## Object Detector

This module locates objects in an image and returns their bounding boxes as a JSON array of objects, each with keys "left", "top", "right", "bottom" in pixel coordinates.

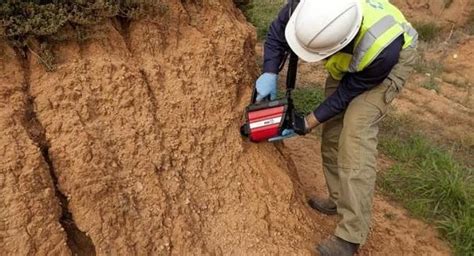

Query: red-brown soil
[
  {"left": 391, "top": 0, "right": 472, "bottom": 27},
  {"left": 0, "top": 43, "right": 70, "bottom": 255},
  {"left": 392, "top": 38, "right": 474, "bottom": 162},
  {"left": 1, "top": 1, "right": 319, "bottom": 255},
  {"left": 1, "top": 0, "right": 471, "bottom": 255}
]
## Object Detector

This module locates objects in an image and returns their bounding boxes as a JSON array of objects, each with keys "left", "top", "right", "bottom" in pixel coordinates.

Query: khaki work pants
[{"left": 321, "top": 47, "right": 417, "bottom": 244}]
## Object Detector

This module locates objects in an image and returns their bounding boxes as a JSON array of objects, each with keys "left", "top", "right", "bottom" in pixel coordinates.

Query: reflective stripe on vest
[
  {"left": 324, "top": 0, "right": 418, "bottom": 80},
  {"left": 401, "top": 22, "right": 418, "bottom": 47},
  {"left": 349, "top": 15, "right": 401, "bottom": 72}
]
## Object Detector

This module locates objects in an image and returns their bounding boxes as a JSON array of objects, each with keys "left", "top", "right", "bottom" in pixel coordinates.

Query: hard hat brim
[{"left": 285, "top": 3, "right": 328, "bottom": 63}]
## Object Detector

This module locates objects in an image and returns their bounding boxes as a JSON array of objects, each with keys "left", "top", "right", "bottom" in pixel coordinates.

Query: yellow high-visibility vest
[{"left": 325, "top": 0, "right": 418, "bottom": 80}]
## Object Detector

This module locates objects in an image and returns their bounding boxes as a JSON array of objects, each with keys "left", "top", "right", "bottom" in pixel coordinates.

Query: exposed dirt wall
[
  {"left": 0, "top": 42, "right": 70, "bottom": 255},
  {"left": 391, "top": 0, "right": 473, "bottom": 26},
  {"left": 1, "top": 1, "right": 321, "bottom": 255}
]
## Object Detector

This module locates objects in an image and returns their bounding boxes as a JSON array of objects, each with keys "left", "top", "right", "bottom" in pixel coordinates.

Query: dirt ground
[
  {"left": 0, "top": 0, "right": 472, "bottom": 255},
  {"left": 391, "top": 0, "right": 472, "bottom": 27},
  {"left": 377, "top": 0, "right": 474, "bottom": 151},
  {"left": 283, "top": 137, "right": 451, "bottom": 255},
  {"left": 393, "top": 38, "right": 474, "bottom": 157}
]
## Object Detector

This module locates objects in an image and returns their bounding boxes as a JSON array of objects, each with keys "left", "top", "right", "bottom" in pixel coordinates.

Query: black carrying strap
[
  {"left": 286, "top": 52, "right": 298, "bottom": 93},
  {"left": 289, "top": 0, "right": 299, "bottom": 16},
  {"left": 285, "top": 0, "right": 299, "bottom": 93},
  {"left": 285, "top": 0, "right": 301, "bottom": 130}
]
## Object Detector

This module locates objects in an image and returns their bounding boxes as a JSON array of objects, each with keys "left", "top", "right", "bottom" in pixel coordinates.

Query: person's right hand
[
  {"left": 255, "top": 73, "right": 278, "bottom": 102},
  {"left": 292, "top": 112, "right": 320, "bottom": 135}
]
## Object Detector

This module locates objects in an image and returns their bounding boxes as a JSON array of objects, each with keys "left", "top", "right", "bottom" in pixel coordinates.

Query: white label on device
[{"left": 250, "top": 117, "right": 282, "bottom": 129}]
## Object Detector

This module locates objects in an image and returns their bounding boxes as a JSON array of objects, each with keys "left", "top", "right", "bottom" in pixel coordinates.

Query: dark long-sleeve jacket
[{"left": 263, "top": 4, "right": 403, "bottom": 123}]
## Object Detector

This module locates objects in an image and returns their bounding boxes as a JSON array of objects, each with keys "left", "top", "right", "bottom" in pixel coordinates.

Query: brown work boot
[
  {"left": 317, "top": 236, "right": 359, "bottom": 256},
  {"left": 308, "top": 197, "right": 337, "bottom": 215}
]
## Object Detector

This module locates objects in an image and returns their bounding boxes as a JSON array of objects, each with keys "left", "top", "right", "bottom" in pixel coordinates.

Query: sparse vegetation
[
  {"left": 291, "top": 87, "right": 324, "bottom": 115},
  {"left": 413, "top": 22, "right": 441, "bottom": 42},
  {"left": 242, "top": 0, "right": 285, "bottom": 39},
  {"left": 422, "top": 76, "right": 440, "bottom": 92},
  {"left": 379, "top": 115, "right": 474, "bottom": 255},
  {"left": 413, "top": 57, "right": 443, "bottom": 74},
  {"left": 413, "top": 56, "right": 444, "bottom": 92},
  {"left": 466, "top": 9, "right": 474, "bottom": 35},
  {"left": 380, "top": 113, "right": 473, "bottom": 171}
]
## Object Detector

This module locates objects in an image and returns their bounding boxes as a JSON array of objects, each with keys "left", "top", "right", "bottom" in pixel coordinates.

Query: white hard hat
[{"left": 285, "top": 0, "right": 363, "bottom": 62}]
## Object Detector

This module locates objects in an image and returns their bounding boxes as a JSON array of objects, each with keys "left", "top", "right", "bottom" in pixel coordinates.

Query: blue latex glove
[
  {"left": 268, "top": 129, "right": 297, "bottom": 142},
  {"left": 281, "top": 129, "right": 296, "bottom": 136},
  {"left": 256, "top": 73, "right": 278, "bottom": 102}
]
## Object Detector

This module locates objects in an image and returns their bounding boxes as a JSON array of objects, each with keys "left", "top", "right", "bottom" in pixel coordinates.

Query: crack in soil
[
  {"left": 115, "top": 16, "right": 132, "bottom": 53},
  {"left": 139, "top": 69, "right": 161, "bottom": 125},
  {"left": 15, "top": 47, "right": 96, "bottom": 256}
]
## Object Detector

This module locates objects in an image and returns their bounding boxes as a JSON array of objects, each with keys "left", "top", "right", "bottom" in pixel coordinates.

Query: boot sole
[{"left": 308, "top": 199, "right": 337, "bottom": 215}]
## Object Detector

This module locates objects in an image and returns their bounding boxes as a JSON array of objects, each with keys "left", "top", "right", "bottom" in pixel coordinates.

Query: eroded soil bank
[
  {"left": 1, "top": 1, "right": 319, "bottom": 255},
  {"left": 0, "top": 0, "right": 458, "bottom": 255}
]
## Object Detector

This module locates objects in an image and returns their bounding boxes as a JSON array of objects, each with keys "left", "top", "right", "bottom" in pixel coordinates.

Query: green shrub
[
  {"left": 1, "top": 1, "right": 166, "bottom": 38},
  {"left": 0, "top": 0, "right": 167, "bottom": 69}
]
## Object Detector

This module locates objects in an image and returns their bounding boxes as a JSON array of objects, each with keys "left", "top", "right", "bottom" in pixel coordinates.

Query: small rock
[{"left": 135, "top": 182, "right": 144, "bottom": 192}]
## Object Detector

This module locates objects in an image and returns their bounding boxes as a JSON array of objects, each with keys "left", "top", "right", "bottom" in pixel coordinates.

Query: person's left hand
[{"left": 255, "top": 73, "right": 278, "bottom": 102}]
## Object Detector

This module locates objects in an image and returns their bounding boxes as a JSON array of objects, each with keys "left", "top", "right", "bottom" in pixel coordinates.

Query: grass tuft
[
  {"left": 277, "top": 86, "right": 324, "bottom": 115},
  {"left": 422, "top": 77, "right": 440, "bottom": 92},
  {"left": 413, "top": 22, "right": 441, "bottom": 42},
  {"left": 379, "top": 124, "right": 474, "bottom": 255},
  {"left": 413, "top": 57, "right": 444, "bottom": 92},
  {"left": 291, "top": 87, "right": 324, "bottom": 115},
  {"left": 242, "top": 0, "right": 285, "bottom": 40}
]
